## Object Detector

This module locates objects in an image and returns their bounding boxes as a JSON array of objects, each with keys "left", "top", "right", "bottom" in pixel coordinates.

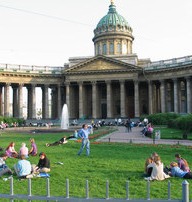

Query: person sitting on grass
[
  {"left": 169, "top": 162, "right": 192, "bottom": 179},
  {"left": 14, "top": 154, "right": 33, "bottom": 179},
  {"left": 28, "top": 138, "right": 37, "bottom": 156},
  {"left": 66, "top": 130, "right": 78, "bottom": 140},
  {"left": 0, "top": 154, "right": 13, "bottom": 176},
  {"left": 46, "top": 136, "right": 68, "bottom": 147},
  {"left": 175, "top": 153, "right": 190, "bottom": 172},
  {"left": 144, "top": 152, "right": 159, "bottom": 177},
  {"left": 33, "top": 152, "right": 50, "bottom": 174},
  {"left": 5, "top": 142, "right": 18, "bottom": 158},
  {"left": 19, "top": 142, "right": 29, "bottom": 158},
  {"left": 144, "top": 156, "right": 170, "bottom": 181}
]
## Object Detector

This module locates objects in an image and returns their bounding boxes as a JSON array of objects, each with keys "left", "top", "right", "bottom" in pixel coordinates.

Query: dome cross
[{"left": 110, "top": 0, "right": 115, "bottom": 5}]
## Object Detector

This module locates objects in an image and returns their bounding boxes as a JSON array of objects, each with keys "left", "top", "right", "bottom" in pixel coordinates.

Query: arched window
[
  {"left": 103, "top": 44, "right": 107, "bottom": 55},
  {"left": 109, "top": 42, "right": 114, "bottom": 54},
  {"left": 117, "top": 43, "right": 121, "bottom": 54}
]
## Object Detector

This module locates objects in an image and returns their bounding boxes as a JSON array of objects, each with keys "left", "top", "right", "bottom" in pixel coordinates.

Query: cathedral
[
  {"left": 0, "top": 0, "right": 191, "bottom": 120},
  {"left": 63, "top": 0, "right": 192, "bottom": 119}
]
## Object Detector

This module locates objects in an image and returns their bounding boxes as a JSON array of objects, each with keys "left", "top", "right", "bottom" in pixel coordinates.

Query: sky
[{"left": 0, "top": 0, "right": 192, "bottom": 67}]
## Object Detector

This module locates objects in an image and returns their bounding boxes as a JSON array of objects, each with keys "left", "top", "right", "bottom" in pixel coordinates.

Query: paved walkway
[{"left": 97, "top": 126, "right": 192, "bottom": 146}]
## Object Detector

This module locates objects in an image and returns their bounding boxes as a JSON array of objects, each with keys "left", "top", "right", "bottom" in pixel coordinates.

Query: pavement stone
[{"left": 97, "top": 126, "right": 192, "bottom": 146}]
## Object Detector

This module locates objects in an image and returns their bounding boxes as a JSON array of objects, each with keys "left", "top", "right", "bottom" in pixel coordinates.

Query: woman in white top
[{"left": 144, "top": 156, "right": 170, "bottom": 181}]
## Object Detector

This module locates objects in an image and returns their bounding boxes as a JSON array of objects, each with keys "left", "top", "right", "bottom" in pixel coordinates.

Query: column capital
[
  {"left": 119, "top": 80, "right": 125, "bottom": 84},
  {"left": 91, "top": 81, "right": 97, "bottom": 85},
  {"left": 105, "top": 80, "right": 111, "bottom": 84}
]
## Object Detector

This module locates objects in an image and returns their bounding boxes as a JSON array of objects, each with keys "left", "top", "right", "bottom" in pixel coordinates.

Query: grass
[
  {"left": 0, "top": 126, "right": 192, "bottom": 201},
  {"left": 154, "top": 126, "right": 192, "bottom": 140}
]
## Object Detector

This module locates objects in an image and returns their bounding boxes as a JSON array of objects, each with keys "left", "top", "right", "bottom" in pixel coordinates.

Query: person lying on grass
[
  {"left": 46, "top": 136, "right": 68, "bottom": 147},
  {"left": 168, "top": 162, "right": 192, "bottom": 179},
  {"left": 144, "top": 155, "right": 170, "bottom": 181}
]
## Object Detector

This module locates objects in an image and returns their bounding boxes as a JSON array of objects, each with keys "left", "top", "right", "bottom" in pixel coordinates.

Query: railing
[
  {"left": 0, "top": 177, "right": 189, "bottom": 202},
  {"left": 0, "top": 63, "right": 63, "bottom": 74},
  {"left": 145, "top": 55, "right": 192, "bottom": 70}
]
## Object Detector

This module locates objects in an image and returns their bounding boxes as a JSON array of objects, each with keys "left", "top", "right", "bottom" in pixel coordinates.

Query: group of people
[
  {"left": 0, "top": 138, "right": 51, "bottom": 180},
  {"left": 144, "top": 152, "right": 192, "bottom": 181}
]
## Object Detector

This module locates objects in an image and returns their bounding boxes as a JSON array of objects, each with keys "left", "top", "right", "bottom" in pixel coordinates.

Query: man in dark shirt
[{"left": 46, "top": 136, "right": 68, "bottom": 147}]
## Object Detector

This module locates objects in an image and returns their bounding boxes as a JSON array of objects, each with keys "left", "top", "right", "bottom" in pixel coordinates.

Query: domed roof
[{"left": 94, "top": 1, "right": 132, "bottom": 34}]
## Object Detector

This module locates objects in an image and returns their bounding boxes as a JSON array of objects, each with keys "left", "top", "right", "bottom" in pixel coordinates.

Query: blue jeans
[{"left": 78, "top": 138, "right": 90, "bottom": 156}]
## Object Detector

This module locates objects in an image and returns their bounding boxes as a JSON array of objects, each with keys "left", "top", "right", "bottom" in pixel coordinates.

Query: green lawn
[
  {"left": 0, "top": 127, "right": 192, "bottom": 201},
  {"left": 154, "top": 126, "right": 192, "bottom": 140}
]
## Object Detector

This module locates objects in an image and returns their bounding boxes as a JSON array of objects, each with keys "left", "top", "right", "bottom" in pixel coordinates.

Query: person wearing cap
[
  {"left": 34, "top": 152, "right": 50, "bottom": 173},
  {"left": 77, "top": 124, "right": 93, "bottom": 156}
]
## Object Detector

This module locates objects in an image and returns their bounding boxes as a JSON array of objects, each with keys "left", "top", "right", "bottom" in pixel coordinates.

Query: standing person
[
  {"left": 125, "top": 118, "right": 132, "bottom": 132},
  {"left": 175, "top": 154, "right": 190, "bottom": 172},
  {"left": 14, "top": 155, "right": 32, "bottom": 179},
  {"left": 0, "top": 154, "right": 13, "bottom": 176},
  {"left": 144, "top": 156, "right": 170, "bottom": 181},
  {"left": 33, "top": 152, "right": 50, "bottom": 173},
  {"left": 5, "top": 142, "right": 18, "bottom": 158},
  {"left": 77, "top": 124, "right": 93, "bottom": 156},
  {"left": 19, "top": 143, "right": 29, "bottom": 158},
  {"left": 28, "top": 138, "right": 37, "bottom": 156}
]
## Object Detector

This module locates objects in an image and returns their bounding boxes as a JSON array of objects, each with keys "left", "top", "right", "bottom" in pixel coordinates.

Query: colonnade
[
  {"left": 0, "top": 83, "right": 63, "bottom": 119},
  {"left": 0, "top": 76, "right": 191, "bottom": 120},
  {"left": 66, "top": 76, "right": 192, "bottom": 119}
]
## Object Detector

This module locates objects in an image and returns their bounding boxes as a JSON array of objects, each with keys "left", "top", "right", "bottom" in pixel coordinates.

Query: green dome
[{"left": 94, "top": 2, "right": 132, "bottom": 34}]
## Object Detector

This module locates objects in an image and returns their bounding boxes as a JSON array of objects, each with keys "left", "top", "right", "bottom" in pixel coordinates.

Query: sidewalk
[{"left": 97, "top": 126, "right": 192, "bottom": 146}]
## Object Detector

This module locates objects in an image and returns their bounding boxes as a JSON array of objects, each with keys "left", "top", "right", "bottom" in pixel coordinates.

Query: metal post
[
  {"left": 109, "top": 138, "right": 110, "bottom": 142},
  {"left": 66, "top": 179, "right": 69, "bottom": 198},
  {"left": 46, "top": 178, "right": 50, "bottom": 202},
  {"left": 86, "top": 180, "right": 89, "bottom": 199},
  {"left": 147, "top": 180, "right": 150, "bottom": 200},
  {"left": 106, "top": 180, "right": 109, "bottom": 199},
  {"left": 182, "top": 180, "right": 189, "bottom": 202},
  {"left": 28, "top": 178, "right": 32, "bottom": 202},
  {"left": 126, "top": 180, "right": 129, "bottom": 200},
  {"left": 10, "top": 176, "right": 14, "bottom": 202},
  {"left": 168, "top": 180, "right": 171, "bottom": 200}
]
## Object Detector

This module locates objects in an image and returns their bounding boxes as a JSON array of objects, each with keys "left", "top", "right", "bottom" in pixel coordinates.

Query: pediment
[{"left": 65, "top": 55, "right": 140, "bottom": 73}]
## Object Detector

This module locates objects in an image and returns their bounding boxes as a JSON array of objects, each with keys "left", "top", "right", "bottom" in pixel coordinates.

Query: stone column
[
  {"left": 27, "top": 85, "right": 36, "bottom": 119},
  {"left": 17, "top": 84, "right": 24, "bottom": 118},
  {"left": 106, "top": 81, "right": 112, "bottom": 118},
  {"left": 120, "top": 80, "right": 125, "bottom": 118},
  {"left": 12, "top": 86, "right": 18, "bottom": 117},
  {"left": 27, "top": 86, "right": 32, "bottom": 119},
  {"left": 65, "top": 82, "right": 70, "bottom": 118},
  {"left": 186, "top": 77, "right": 191, "bottom": 113},
  {"left": 57, "top": 84, "right": 61, "bottom": 119},
  {"left": 134, "top": 80, "right": 140, "bottom": 117},
  {"left": 79, "top": 82, "right": 84, "bottom": 119},
  {"left": 92, "top": 81, "right": 97, "bottom": 119},
  {"left": 42, "top": 84, "right": 49, "bottom": 119},
  {"left": 148, "top": 80, "right": 153, "bottom": 114},
  {"left": 0, "top": 86, "right": 3, "bottom": 116},
  {"left": 173, "top": 79, "right": 178, "bottom": 113},
  {"left": 160, "top": 80, "right": 165, "bottom": 113},
  {"left": 51, "top": 87, "right": 57, "bottom": 119},
  {"left": 4, "top": 83, "right": 10, "bottom": 117}
]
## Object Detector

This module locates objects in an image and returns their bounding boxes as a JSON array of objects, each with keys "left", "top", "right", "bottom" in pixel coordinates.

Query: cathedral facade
[{"left": 0, "top": 1, "right": 191, "bottom": 120}]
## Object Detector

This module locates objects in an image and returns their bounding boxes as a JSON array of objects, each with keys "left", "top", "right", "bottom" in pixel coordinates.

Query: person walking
[{"left": 77, "top": 124, "right": 93, "bottom": 156}]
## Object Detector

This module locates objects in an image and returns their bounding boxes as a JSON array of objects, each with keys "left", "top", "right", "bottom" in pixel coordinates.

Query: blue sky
[{"left": 0, "top": 0, "right": 191, "bottom": 66}]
